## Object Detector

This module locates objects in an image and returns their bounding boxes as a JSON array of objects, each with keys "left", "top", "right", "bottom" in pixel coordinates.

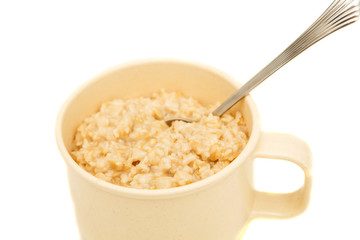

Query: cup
[{"left": 55, "top": 59, "right": 312, "bottom": 240}]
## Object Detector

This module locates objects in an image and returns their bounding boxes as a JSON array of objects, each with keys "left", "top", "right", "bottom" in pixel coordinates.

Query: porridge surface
[{"left": 72, "top": 90, "right": 248, "bottom": 189}]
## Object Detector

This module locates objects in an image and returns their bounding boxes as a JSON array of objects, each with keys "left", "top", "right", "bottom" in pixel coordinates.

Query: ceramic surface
[{"left": 55, "top": 60, "right": 312, "bottom": 240}]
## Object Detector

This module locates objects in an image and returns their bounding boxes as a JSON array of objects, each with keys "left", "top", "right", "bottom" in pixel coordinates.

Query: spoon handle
[{"left": 212, "top": 0, "right": 359, "bottom": 116}]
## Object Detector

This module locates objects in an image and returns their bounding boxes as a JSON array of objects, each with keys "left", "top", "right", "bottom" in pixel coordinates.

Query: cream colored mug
[{"left": 55, "top": 60, "right": 312, "bottom": 240}]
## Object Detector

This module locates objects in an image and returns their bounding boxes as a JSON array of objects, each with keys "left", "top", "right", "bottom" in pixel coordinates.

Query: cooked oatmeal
[{"left": 72, "top": 90, "right": 248, "bottom": 189}]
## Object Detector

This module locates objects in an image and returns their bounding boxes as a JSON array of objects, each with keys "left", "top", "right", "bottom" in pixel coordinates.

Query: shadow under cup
[{"left": 56, "top": 60, "right": 312, "bottom": 240}]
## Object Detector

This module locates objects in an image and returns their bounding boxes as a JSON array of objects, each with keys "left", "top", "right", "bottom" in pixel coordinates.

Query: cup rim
[{"left": 55, "top": 58, "right": 261, "bottom": 199}]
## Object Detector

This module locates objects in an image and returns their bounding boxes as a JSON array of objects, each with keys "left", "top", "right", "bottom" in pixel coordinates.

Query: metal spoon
[{"left": 165, "top": 0, "right": 359, "bottom": 127}]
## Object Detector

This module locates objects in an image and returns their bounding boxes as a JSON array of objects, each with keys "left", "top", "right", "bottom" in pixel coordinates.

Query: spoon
[{"left": 165, "top": 0, "right": 359, "bottom": 127}]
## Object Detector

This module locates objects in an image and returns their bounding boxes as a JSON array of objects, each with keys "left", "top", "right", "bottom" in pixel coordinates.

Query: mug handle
[{"left": 251, "top": 132, "right": 312, "bottom": 219}]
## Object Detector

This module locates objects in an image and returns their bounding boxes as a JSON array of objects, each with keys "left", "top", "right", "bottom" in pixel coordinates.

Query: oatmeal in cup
[
  {"left": 56, "top": 60, "right": 312, "bottom": 240},
  {"left": 72, "top": 90, "right": 248, "bottom": 189}
]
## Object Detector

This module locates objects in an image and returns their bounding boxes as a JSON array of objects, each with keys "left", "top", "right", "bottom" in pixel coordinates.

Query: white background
[{"left": 1, "top": 0, "right": 359, "bottom": 239}]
